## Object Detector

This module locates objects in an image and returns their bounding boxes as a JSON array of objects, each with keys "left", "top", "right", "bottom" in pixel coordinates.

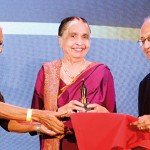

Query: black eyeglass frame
[
  {"left": 137, "top": 36, "right": 150, "bottom": 46},
  {"left": 0, "top": 42, "right": 4, "bottom": 48}
]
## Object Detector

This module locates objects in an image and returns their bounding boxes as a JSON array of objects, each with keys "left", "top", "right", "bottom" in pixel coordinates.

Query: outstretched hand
[
  {"left": 130, "top": 115, "right": 150, "bottom": 132},
  {"left": 40, "top": 124, "right": 65, "bottom": 139},
  {"left": 38, "top": 110, "right": 65, "bottom": 135}
]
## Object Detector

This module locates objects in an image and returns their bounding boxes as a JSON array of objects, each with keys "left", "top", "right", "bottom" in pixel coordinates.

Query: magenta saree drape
[{"left": 31, "top": 60, "right": 116, "bottom": 150}]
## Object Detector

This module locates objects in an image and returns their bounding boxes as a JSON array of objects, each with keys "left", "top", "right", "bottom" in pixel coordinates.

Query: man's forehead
[
  {"left": 140, "top": 21, "right": 150, "bottom": 37},
  {"left": 142, "top": 20, "right": 150, "bottom": 29}
]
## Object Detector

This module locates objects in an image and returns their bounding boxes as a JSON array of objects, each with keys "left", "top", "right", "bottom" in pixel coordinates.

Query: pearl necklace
[{"left": 62, "top": 59, "right": 87, "bottom": 80}]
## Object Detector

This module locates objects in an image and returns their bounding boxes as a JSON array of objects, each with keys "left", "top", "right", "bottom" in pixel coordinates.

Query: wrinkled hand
[
  {"left": 58, "top": 100, "right": 85, "bottom": 115},
  {"left": 38, "top": 110, "right": 65, "bottom": 135},
  {"left": 130, "top": 115, "right": 150, "bottom": 132},
  {"left": 40, "top": 124, "right": 57, "bottom": 136},
  {"left": 40, "top": 124, "right": 65, "bottom": 139},
  {"left": 87, "top": 103, "right": 109, "bottom": 113}
]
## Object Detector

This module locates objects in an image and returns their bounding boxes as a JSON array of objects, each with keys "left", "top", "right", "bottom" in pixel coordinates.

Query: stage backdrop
[{"left": 0, "top": 0, "right": 150, "bottom": 149}]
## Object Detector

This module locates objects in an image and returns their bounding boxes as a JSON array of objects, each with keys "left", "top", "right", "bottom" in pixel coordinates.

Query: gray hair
[
  {"left": 58, "top": 16, "right": 91, "bottom": 36},
  {"left": 144, "top": 16, "right": 150, "bottom": 23}
]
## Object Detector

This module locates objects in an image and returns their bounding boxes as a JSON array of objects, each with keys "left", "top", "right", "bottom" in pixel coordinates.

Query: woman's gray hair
[{"left": 58, "top": 16, "right": 91, "bottom": 36}]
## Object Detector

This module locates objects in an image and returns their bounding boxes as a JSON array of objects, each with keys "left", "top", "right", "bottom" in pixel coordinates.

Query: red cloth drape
[{"left": 71, "top": 113, "right": 150, "bottom": 150}]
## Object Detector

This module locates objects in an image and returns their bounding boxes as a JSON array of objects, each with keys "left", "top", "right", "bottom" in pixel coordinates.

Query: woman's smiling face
[{"left": 58, "top": 19, "right": 91, "bottom": 61}]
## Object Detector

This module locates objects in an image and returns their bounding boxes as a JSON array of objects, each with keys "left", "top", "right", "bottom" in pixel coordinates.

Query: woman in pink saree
[{"left": 31, "top": 16, "right": 116, "bottom": 150}]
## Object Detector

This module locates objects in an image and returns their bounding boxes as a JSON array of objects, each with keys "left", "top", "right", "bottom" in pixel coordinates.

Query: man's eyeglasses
[
  {"left": 0, "top": 42, "right": 4, "bottom": 48},
  {"left": 137, "top": 36, "right": 150, "bottom": 46}
]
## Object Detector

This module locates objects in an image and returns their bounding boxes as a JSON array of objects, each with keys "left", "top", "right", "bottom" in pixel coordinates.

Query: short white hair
[
  {"left": 144, "top": 16, "right": 150, "bottom": 24},
  {"left": 0, "top": 25, "right": 2, "bottom": 31}
]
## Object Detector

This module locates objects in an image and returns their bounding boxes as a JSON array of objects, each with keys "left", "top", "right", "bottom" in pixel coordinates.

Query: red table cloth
[{"left": 71, "top": 113, "right": 150, "bottom": 150}]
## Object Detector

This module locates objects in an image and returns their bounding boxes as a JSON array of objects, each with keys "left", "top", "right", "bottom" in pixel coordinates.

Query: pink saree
[{"left": 31, "top": 59, "right": 116, "bottom": 150}]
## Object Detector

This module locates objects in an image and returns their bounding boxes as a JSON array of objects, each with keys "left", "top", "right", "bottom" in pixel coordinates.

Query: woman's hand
[
  {"left": 58, "top": 100, "right": 85, "bottom": 115},
  {"left": 130, "top": 115, "right": 150, "bottom": 132},
  {"left": 87, "top": 103, "right": 109, "bottom": 113}
]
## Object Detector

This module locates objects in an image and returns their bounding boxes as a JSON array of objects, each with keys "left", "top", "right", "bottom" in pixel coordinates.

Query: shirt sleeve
[
  {"left": 0, "top": 92, "right": 4, "bottom": 102},
  {"left": 0, "top": 92, "right": 9, "bottom": 131}
]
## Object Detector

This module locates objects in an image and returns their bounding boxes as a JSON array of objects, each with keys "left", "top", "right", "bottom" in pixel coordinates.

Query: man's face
[
  {"left": 140, "top": 21, "right": 150, "bottom": 59},
  {"left": 0, "top": 28, "right": 3, "bottom": 53}
]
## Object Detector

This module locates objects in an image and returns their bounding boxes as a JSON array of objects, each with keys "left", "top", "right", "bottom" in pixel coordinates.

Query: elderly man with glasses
[
  {"left": 0, "top": 26, "right": 66, "bottom": 136},
  {"left": 131, "top": 16, "right": 150, "bottom": 132}
]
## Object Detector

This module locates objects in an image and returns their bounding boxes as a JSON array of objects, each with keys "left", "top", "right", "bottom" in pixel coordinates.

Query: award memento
[{"left": 80, "top": 79, "right": 90, "bottom": 111}]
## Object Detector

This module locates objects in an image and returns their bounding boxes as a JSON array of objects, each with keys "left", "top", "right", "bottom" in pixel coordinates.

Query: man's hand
[
  {"left": 37, "top": 110, "right": 65, "bottom": 135},
  {"left": 130, "top": 115, "right": 150, "bottom": 132},
  {"left": 40, "top": 123, "right": 64, "bottom": 138}
]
